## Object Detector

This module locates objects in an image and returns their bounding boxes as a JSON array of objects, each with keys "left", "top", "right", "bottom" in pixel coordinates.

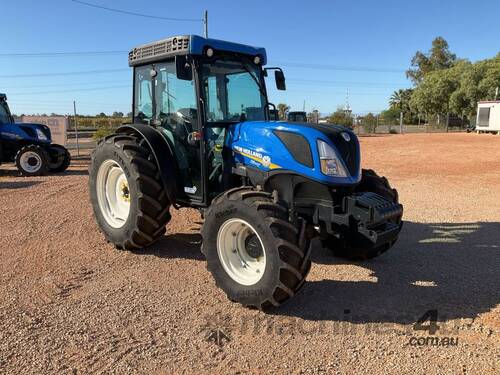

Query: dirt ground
[{"left": 0, "top": 133, "right": 498, "bottom": 375}]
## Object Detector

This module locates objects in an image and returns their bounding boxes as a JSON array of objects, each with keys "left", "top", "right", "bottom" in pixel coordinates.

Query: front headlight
[
  {"left": 317, "top": 140, "right": 348, "bottom": 177},
  {"left": 35, "top": 128, "right": 48, "bottom": 141}
]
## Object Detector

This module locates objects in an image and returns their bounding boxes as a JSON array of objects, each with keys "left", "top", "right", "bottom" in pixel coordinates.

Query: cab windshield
[
  {"left": 201, "top": 58, "right": 266, "bottom": 123},
  {"left": 0, "top": 101, "right": 13, "bottom": 124}
]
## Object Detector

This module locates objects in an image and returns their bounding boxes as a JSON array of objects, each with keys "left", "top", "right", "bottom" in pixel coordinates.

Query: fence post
[
  {"left": 399, "top": 111, "right": 403, "bottom": 134},
  {"left": 73, "top": 101, "right": 80, "bottom": 157}
]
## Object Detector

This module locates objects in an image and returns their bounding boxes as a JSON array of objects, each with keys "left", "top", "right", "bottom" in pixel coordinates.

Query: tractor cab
[
  {"left": 0, "top": 94, "right": 14, "bottom": 125},
  {"left": 128, "top": 35, "right": 285, "bottom": 204}
]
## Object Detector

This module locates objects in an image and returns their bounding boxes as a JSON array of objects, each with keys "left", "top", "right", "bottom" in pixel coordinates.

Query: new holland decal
[{"left": 233, "top": 145, "right": 281, "bottom": 170}]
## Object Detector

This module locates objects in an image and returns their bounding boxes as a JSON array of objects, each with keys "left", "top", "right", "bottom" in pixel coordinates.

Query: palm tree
[
  {"left": 277, "top": 103, "right": 290, "bottom": 120},
  {"left": 389, "top": 89, "right": 413, "bottom": 112}
]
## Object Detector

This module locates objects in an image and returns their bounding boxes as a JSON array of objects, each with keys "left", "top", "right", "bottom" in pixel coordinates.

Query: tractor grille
[
  {"left": 327, "top": 131, "right": 360, "bottom": 177},
  {"left": 128, "top": 36, "right": 190, "bottom": 66}
]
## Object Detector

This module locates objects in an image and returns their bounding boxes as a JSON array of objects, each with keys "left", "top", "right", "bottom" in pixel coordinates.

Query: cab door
[{"left": 133, "top": 62, "right": 204, "bottom": 204}]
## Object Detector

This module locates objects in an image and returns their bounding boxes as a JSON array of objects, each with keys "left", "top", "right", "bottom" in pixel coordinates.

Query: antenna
[
  {"left": 345, "top": 89, "right": 351, "bottom": 114},
  {"left": 204, "top": 10, "right": 208, "bottom": 38}
]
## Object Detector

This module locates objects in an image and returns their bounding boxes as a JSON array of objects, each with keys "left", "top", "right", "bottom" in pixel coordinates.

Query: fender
[{"left": 117, "top": 124, "right": 178, "bottom": 203}]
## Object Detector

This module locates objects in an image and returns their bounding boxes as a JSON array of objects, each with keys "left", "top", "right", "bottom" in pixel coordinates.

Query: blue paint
[
  {"left": 226, "top": 121, "right": 361, "bottom": 186},
  {"left": 189, "top": 35, "right": 267, "bottom": 65}
]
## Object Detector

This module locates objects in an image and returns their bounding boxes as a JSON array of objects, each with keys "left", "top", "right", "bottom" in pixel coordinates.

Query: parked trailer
[{"left": 476, "top": 101, "right": 500, "bottom": 134}]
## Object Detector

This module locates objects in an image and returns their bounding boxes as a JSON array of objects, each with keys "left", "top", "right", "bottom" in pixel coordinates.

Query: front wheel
[
  {"left": 201, "top": 188, "right": 311, "bottom": 309},
  {"left": 15, "top": 144, "right": 49, "bottom": 176}
]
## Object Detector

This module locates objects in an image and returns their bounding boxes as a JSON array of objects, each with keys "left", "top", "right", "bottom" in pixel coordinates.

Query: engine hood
[
  {"left": 15, "top": 122, "right": 52, "bottom": 142},
  {"left": 226, "top": 121, "right": 361, "bottom": 185}
]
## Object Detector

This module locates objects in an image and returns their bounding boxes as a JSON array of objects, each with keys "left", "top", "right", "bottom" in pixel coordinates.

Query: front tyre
[
  {"left": 89, "top": 134, "right": 171, "bottom": 250},
  {"left": 15, "top": 144, "right": 49, "bottom": 176},
  {"left": 48, "top": 144, "right": 71, "bottom": 172},
  {"left": 202, "top": 188, "right": 311, "bottom": 309},
  {"left": 324, "top": 169, "right": 402, "bottom": 260}
]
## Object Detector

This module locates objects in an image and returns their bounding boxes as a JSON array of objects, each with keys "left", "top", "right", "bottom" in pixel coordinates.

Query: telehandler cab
[{"left": 89, "top": 35, "right": 403, "bottom": 308}]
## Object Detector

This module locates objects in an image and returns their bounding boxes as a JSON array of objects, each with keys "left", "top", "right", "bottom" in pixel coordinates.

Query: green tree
[
  {"left": 328, "top": 107, "right": 353, "bottom": 127},
  {"left": 98, "top": 112, "right": 107, "bottom": 117},
  {"left": 362, "top": 113, "right": 378, "bottom": 133},
  {"left": 409, "top": 61, "right": 469, "bottom": 124},
  {"left": 406, "top": 37, "right": 457, "bottom": 84},
  {"left": 389, "top": 89, "right": 413, "bottom": 112},
  {"left": 277, "top": 103, "right": 290, "bottom": 120},
  {"left": 450, "top": 54, "right": 500, "bottom": 117},
  {"left": 380, "top": 107, "right": 400, "bottom": 124},
  {"left": 112, "top": 111, "right": 124, "bottom": 117}
]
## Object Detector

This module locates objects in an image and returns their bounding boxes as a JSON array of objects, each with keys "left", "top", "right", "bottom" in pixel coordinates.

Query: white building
[{"left": 476, "top": 101, "right": 500, "bottom": 134}]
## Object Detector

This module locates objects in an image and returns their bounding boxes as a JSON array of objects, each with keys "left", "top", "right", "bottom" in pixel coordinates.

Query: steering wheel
[{"left": 158, "top": 111, "right": 194, "bottom": 146}]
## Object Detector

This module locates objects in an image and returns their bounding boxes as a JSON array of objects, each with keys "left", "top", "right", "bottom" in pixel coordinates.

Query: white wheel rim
[
  {"left": 217, "top": 218, "right": 266, "bottom": 286},
  {"left": 96, "top": 159, "right": 131, "bottom": 228},
  {"left": 19, "top": 151, "right": 42, "bottom": 173}
]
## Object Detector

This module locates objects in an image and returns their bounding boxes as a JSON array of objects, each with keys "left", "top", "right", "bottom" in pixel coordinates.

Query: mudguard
[{"left": 117, "top": 124, "right": 178, "bottom": 203}]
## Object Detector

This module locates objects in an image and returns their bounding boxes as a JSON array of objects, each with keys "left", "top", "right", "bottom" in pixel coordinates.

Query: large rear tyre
[
  {"left": 89, "top": 134, "right": 171, "bottom": 250},
  {"left": 15, "top": 144, "right": 49, "bottom": 176},
  {"left": 324, "top": 169, "right": 402, "bottom": 260},
  {"left": 48, "top": 144, "right": 71, "bottom": 173},
  {"left": 201, "top": 187, "right": 311, "bottom": 309}
]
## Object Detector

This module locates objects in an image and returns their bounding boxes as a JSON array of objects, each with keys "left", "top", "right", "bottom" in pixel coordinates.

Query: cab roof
[
  {"left": 0, "top": 93, "right": 6, "bottom": 100},
  {"left": 128, "top": 35, "right": 267, "bottom": 67}
]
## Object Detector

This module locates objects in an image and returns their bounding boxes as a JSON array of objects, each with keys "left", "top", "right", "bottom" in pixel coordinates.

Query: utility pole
[
  {"left": 303, "top": 99, "right": 305, "bottom": 112},
  {"left": 73, "top": 101, "right": 80, "bottom": 157},
  {"left": 204, "top": 10, "right": 208, "bottom": 38}
]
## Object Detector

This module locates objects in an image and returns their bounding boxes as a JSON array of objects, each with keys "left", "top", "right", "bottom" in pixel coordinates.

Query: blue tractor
[
  {"left": 89, "top": 35, "right": 403, "bottom": 308},
  {"left": 0, "top": 94, "right": 71, "bottom": 176}
]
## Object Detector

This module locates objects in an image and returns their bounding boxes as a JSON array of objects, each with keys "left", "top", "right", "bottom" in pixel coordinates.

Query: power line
[
  {"left": 0, "top": 68, "right": 129, "bottom": 78},
  {"left": 0, "top": 51, "right": 127, "bottom": 58},
  {"left": 8, "top": 85, "right": 131, "bottom": 96},
  {"left": 2, "top": 80, "right": 129, "bottom": 89},
  {"left": 287, "top": 78, "right": 409, "bottom": 88},
  {"left": 70, "top": 0, "right": 202, "bottom": 22},
  {"left": 275, "top": 62, "right": 406, "bottom": 73}
]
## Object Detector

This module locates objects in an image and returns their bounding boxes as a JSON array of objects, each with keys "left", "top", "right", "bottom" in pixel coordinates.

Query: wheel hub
[
  {"left": 95, "top": 160, "right": 131, "bottom": 228},
  {"left": 19, "top": 151, "right": 42, "bottom": 173},
  {"left": 245, "top": 234, "right": 263, "bottom": 259},
  {"left": 217, "top": 219, "right": 266, "bottom": 286}
]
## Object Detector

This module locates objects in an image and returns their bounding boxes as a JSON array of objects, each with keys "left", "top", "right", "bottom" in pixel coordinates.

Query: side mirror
[
  {"left": 175, "top": 55, "right": 193, "bottom": 81},
  {"left": 275, "top": 70, "right": 286, "bottom": 90}
]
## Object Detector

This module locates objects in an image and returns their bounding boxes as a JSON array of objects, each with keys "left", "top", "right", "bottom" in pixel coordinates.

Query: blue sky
[{"left": 1, "top": 0, "right": 499, "bottom": 116}]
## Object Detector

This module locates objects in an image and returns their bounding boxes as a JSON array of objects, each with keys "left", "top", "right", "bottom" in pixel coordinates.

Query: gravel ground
[{"left": 0, "top": 133, "right": 498, "bottom": 374}]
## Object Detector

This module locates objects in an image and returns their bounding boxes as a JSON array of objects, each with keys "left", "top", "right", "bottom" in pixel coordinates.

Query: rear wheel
[
  {"left": 89, "top": 133, "right": 171, "bottom": 250},
  {"left": 324, "top": 169, "right": 402, "bottom": 260},
  {"left": 202, "top": 187, "right": 311, "bottom": 309},
  {"left": 48, "top": 144, "right": 71, "bottom": 173},
  {"left": 15, "top": 144, "right": 49, "bottom": 176}
]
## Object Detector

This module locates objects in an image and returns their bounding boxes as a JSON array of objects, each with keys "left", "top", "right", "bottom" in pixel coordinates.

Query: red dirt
[{"left": 0, "top": 133, "right": 498, "bottom": 374}]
